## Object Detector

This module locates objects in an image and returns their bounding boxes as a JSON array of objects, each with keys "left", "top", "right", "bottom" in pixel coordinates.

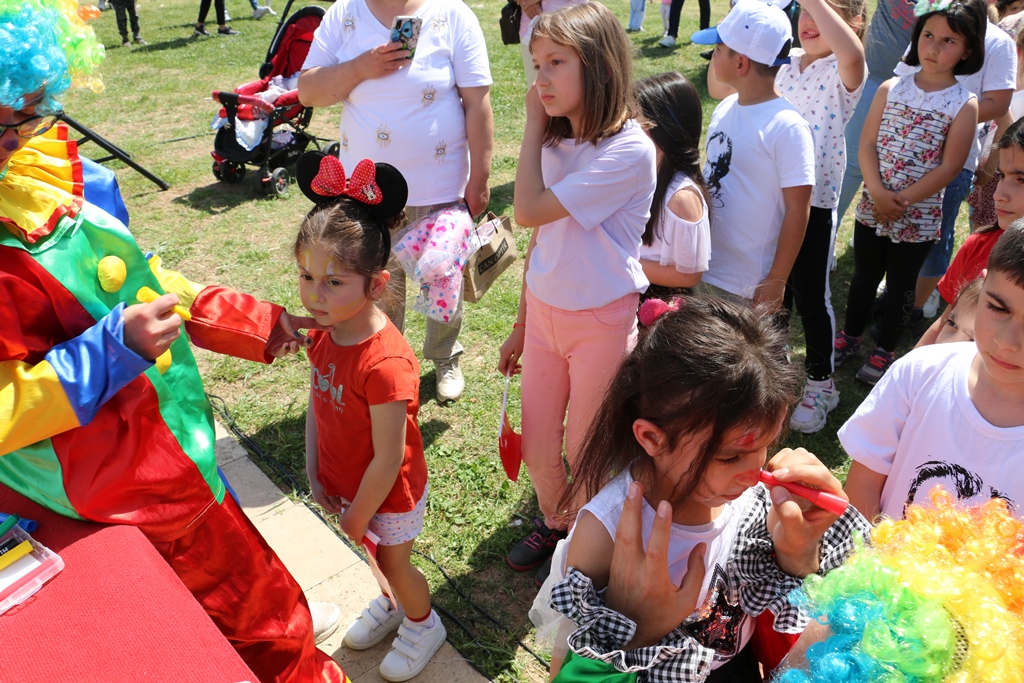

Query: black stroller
[{"left": 210, "top": 0, "right": 338, "bottom": 196}]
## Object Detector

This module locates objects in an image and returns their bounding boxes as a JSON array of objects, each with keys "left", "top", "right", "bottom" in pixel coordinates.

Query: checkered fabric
[
  {"left": 550, "top": 484, "right": 872, "bottom": 682},
  {"left": 730, "top": 485, "right": 872, "bottom": 634},
  {"left": 550, "top": 569, "right": 716, "bottom": 683}
]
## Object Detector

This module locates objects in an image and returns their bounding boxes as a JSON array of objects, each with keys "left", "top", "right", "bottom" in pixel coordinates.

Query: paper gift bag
[{"left": 464, "top": 213, "right": 517, "bottom": 304}]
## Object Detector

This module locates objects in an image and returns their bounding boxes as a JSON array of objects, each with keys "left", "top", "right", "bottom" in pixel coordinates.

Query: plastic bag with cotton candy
[{"left": 391, "top": 204, "right": 495, "bottom": 322}]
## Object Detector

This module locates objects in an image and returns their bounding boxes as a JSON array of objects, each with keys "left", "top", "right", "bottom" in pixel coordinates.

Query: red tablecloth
[{"left": 0, "top": 486, "right": 257, "bottom": 683}]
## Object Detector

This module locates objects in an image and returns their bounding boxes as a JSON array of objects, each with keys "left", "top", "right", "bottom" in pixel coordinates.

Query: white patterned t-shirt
[
  {"left": 776, "top": 49, "right": 866, "bottom": 209},
  {"left": 303, "top": 0, "right": 492, "bottom": 206}
]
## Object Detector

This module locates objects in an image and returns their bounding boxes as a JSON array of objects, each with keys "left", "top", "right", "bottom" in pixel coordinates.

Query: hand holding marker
[{"left": 759, "top": 470, "right": 849, "bottom": 516}]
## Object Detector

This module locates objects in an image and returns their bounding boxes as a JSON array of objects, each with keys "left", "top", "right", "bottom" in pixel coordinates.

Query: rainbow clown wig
[
  {"left": 0, "top": 0, "right": 104, "bottom": 113},
  {"left": 775, "top": 486, "right": 1024, "bottom": 683}
]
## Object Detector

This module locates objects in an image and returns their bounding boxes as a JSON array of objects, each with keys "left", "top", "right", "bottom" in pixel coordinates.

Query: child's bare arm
[
  {"left": 564, "top": 511, "right": 615, "bottom": 590},
  {"left": 843, "top": 460, "right": 887, "bottom": 523},
  {"left": 755, "top": 185, "right": 810, "bottom": 312},
  {"left": 897, "top": 99, "right": 979, "bottom": 206},
  {"left": 513, "top": 86, "right": 570, "bottom": 227},
  {"left": 340, "top": 400, "right": 408, "bottom": 542},
  {"left": 796, "top": 0, "right": 865, "bottom": 92},
  {"left": 859, "top": 79, "right": 909, "bottom": 222},
  {"left": 306, "top": 390, "right": 343, "bottom": 513}
]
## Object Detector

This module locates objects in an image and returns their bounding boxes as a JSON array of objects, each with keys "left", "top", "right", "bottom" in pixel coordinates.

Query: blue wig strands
[
  {"left": 774, "top": 486, "right": 1024, "bottom": 683},
  {"left": 0, "top": 0, "right": 104, "bottom": 113}
]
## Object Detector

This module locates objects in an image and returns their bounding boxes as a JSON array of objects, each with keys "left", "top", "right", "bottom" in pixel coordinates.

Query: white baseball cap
[{"left": 691, "top": 0, "right": 792, "bottom": 67}]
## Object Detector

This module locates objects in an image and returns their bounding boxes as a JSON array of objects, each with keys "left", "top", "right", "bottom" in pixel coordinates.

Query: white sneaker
[
  {"left": 435, "top": 357, "right": 464, "bottom": 402},
  {"left": 379, "top": 613, "right": 447, "bottom": 682},
  {"left": 657, "top": 34, "right": 676, "bottom": 47},
  {"left": 252, "top": 5, "right": 270, "bottom": 18},
  {"left": 343, "top": 595, "right": 405, "bottom": 650},
  {"left": 310, "top": 602, "right": 342, "bottom": 645},
  {"left": 789, "top": 379, "right": 839, "bottom": 434},
  {"left": 223, "top": 10, "right": 232, "bottom": 20},
  {"left": 922, "top": 288, "right": 941, "bottom": 318}
]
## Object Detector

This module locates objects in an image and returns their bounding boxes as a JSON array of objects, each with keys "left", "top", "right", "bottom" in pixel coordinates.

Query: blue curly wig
[{"left": 0, "top": 0, "right": 104, "bottom": 113}]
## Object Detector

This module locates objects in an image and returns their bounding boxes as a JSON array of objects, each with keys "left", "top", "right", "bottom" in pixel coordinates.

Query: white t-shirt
[
  {"left": 893, "top": 24, "right": 1017, "bottom": 172},
  {"left": 701, "top": 95, "right": 815, "bottom": 298},
  {"left": 838, "top": 342, "right": 1024, "bottom": 520},
  {"left": 570, "top": 468, "right": 756, "bottom": 667},
  {"left": 526, "top": 120, "right": 655, "bottom": 310},
  {"left": 776, "top": 50, "right": 866, "bottom": 209},
  {"left": 302, "top": 0, "right": 492, "bottom": 206},
  {"left": 638, "top": 174, "right": 711, "bottom": 274},
  {"left": 1011, "top": 88, "right": 1024, "bottom": 121}
]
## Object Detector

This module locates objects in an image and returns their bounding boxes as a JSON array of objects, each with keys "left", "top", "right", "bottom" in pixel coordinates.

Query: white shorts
[{"left": 359, "top": 485, "right": 429, "bottom": 546}]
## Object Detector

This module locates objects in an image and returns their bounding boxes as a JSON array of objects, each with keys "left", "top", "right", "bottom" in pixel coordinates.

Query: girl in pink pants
[{"left": 497, "top": 3, "right": 657, "bottom": 579}]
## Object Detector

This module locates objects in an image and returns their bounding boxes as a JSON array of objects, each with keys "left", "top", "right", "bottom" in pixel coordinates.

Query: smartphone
[{"left": 390, "top": 15, "right": 422, "bottom": 60}]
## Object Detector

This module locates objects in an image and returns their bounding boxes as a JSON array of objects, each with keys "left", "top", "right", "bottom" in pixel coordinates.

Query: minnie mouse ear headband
[{"left": 296, "top": 152, "right": 409, "bottom": 266}]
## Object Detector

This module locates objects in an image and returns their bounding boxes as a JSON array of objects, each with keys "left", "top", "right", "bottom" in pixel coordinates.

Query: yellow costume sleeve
[
  {"left": 147, "top": 254, "right": 205, "bottom": 309},
  {"left": 0, "top": 360, "right": 80, "bottom": 457}
]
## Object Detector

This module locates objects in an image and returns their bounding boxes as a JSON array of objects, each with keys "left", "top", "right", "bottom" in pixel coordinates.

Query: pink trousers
[{"left": 521, "top": 289, "right": 639, "bottom": 528}]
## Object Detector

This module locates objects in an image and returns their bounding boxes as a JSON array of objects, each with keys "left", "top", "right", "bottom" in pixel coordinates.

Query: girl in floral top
[{"left": 834, "top": 0, "right": 984, "bottom": 386}]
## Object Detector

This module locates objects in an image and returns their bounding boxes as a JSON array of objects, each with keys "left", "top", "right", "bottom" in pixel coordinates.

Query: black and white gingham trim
[
  {"left": 550, "top": 568, "right": 716, "bottom": 683},
  {"left": 730, "top": 485, "right": 872, "bottom": 633}
]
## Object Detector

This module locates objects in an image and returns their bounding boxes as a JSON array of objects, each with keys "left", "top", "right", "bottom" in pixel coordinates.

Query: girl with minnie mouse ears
[{"left": 294, "top": 151, "right": 447, "bottom": 681}]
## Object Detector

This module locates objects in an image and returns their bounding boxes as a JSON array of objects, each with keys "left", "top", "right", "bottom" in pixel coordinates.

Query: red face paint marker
[{"left": 759, "top": 470, "right": 849, "bottom": 517}]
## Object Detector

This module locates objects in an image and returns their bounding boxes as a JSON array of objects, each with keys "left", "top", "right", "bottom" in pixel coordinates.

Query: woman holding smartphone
[{"left": 298, "top": 0, "right": 494, "bottom": 404}]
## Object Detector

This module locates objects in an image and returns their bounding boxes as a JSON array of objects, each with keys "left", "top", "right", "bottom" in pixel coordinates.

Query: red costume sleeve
[{"left": 186, "top": 286, "right": 285, "bottom": 364}]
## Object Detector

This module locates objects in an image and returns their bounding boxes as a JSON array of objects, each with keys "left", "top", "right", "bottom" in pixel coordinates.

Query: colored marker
[
  {"left": 0, "top": 537, "right": 20, "bottom": 556},
  {"left": 0, "top": 540, "right": 32, "bottom": 571},
  {"left": 0, "top": 515, "right": 17, "bottom": 539},
  {"left": 0, "top": 513, "right": 36, "bottom": 533},
  {"left": 759, "top": 470, "right": 849, "bottom": 517}
]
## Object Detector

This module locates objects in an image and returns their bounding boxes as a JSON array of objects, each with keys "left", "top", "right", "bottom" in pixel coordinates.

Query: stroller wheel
[
  {"left": 324, "top": 141, "right": 341, "bottom": 158},
  {"left": 212, "top": 161, "right": 224, "bottom": 181},
  {"left": 222, "top": 162, "right": 246, "bottom": 184},
  {"left": 269, "top": 167, "right": 290, "bottom": 197}
]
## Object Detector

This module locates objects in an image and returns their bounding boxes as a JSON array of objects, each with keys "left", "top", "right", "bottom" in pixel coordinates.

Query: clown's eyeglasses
[{"left": 0, "top": 112, "right": 63, "bottom": 139}]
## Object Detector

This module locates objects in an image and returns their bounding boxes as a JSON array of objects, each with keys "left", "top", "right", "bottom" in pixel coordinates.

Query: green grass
[{"left": 71, "top": 0, "right": 970, "bottom": 679}]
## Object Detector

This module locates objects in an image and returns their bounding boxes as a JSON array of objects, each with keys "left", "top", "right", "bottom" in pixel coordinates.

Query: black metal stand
[{"left": 63, "top": 114, "right": 169, "bottom": 191}]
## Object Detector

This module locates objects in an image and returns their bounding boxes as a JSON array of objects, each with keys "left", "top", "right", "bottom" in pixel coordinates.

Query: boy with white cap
[{"left": 691, "top": 0, "right": 815, "bottom": 314}]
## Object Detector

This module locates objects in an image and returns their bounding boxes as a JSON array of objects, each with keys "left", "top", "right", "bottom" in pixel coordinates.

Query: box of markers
[{"left": 0, "top": 523, "right": 63, "bottom": 616}]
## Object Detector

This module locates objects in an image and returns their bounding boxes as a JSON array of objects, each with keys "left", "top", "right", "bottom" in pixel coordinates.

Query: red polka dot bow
[{"left": 310, "top": 156, "right": 384, "bottom": 206}]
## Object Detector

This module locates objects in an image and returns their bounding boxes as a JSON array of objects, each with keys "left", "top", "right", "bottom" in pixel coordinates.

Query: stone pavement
[{"left": 214, "top": 422, "right": 488, "bottom": 683}]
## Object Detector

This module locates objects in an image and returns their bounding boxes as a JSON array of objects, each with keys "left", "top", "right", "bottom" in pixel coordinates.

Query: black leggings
[
  {"left": 667, "top": 0, "right": 711, "bottom": 37},
  {"left": 843, "top": 222, "right": 934, "bottom": 352},
  {"left": 197, "top": 0, "right": 225, "bottom": 26},
  {"left": 783, "top": 206, "right": 836, "bottom": 381}
]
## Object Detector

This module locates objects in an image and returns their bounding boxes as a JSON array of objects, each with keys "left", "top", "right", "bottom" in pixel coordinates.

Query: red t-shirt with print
[
  {"left": 938, "top": 227, "right": 1003, "bottom": 305},
  {"left": 307, "top": 321, "right": 427, "bottom": 513}
]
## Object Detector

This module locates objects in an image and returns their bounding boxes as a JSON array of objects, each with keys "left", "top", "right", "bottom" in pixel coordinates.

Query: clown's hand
[{"left": 268, "top": 311, "right": 332, "bottom": 357}]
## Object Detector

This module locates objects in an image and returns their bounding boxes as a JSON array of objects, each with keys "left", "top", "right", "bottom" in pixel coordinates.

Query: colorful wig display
[
  {"left": 0, "top": 0, "right": 104, "bottom": 113},
  {"left": 775, "top": 486, "right": 1024, "bottom": 683}
]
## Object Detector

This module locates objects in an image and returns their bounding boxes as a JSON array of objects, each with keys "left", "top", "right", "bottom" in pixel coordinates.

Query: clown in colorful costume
[
  {"left": 0, "top": 126, "right": 348, "bottom": 683},
  {"left": 0, "top": 1, "right": 346, "bottom": 681}
]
